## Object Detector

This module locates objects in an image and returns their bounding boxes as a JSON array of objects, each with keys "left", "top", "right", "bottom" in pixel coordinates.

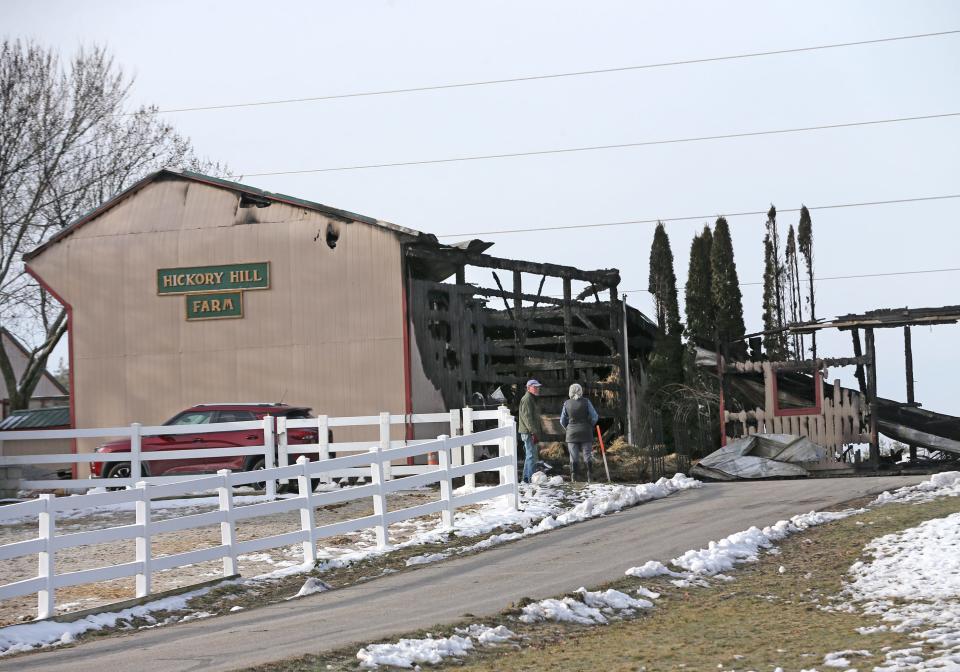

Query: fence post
[
  {"left": 297, "top": 456, "right": 318, "bottom": 564},
  {"left": 37, "top": 493, "right": 56, "bottom": 619},
  {"left": 217, "top": 469, "right": 238, "bottom": 577},
  {"left": 130, "top": 422, "right": 142, "bottom": 487},
  {"left": 263, "top": 415, "right": 276, "bottom": 500},
  {"left": 462, "top": 407, "right": 475, "bottom": 489},
  {"left": 379, "top": 412, "right": 392, "bottom": 481},
  {"left": 135, "top": 480, "right": 152, "bottom": 598},
  {"left": 498, "top": 406, "right": 520, "bottom": 510},
  {"left": 317, "top": 414, "right": 331, "bottom": 484},
  {"left": 277, "top": 415, "right": 290, "bottom": 489},
  {"left": 437, "top": 435, "right": 455, "bottom": 528},
  {"left": 369, "top": 443, "right": 389, "bottom": 549},
  {"left": 449, "top": 409, "right": 462, "bottom": 467}
]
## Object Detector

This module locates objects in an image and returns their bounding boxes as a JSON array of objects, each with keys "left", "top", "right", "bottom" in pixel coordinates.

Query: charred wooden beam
[
  {"left": 483, "top": 314, "right": 618, "bottom": 338},
  {"left": 487, "top": 344, "right": 619, "bottom": 366},
  {"left": 904, "top": 325, "right": 917, "bottom": 462},
  {"left": 851, "top": 329, "right": 868, "bottom": 397},
  {"left": 563, "top": 278, "right": 574, "bottom": 380},
  {"left": 407, "top": 246, "right": 621, "bottom": 286},
  {"left": 865, "top": 327, "right": 880, "bottom": 466}
]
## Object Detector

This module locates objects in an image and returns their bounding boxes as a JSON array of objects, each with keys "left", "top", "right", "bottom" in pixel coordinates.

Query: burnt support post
[
  {"left": 563, "top": 277, "right": 574, "bottom": 381},
  {"left": 904, "top": 325, "right": 917, "bottom": 462},
  {"left": 865, "top": 327, "right": 880, "bottom": 467},
  {"left": 610, "top": 286, "right": 625, "bottom": 435},
  {"left": 851, "top": 328, "right": 867, "bottom": 397},
  {"left": 622, "top": 294, "right": 634, "bottom": 445},
  {"left": 513, "top": 270, "right": 524, "bottom": 380}
]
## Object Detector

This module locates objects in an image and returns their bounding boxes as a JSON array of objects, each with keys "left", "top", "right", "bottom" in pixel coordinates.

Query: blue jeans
[{"left": 521, "top": 433, "right": 538, "bottom": 483}]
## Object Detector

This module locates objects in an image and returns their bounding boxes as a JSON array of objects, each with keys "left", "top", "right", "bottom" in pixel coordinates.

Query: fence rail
[
  {"left": 0, "top": 407, "right": 507, "bottom": 498},
  {"left": 0, "top": 408, "right": 518, "bottom": 620}
]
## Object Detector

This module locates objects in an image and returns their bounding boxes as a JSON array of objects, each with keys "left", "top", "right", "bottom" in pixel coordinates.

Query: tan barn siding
[{"left": 27, "top": 179, "right": 408, "bottom": 442}]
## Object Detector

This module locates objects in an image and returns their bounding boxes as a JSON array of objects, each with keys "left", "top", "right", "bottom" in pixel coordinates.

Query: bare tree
[{"left": 0, "top": 40, "right": 225, "bottom": 411}]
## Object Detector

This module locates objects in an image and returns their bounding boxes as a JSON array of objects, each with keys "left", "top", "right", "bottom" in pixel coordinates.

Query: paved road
[{"left": 5, "top": 476, "right": 926, "bottom": 672}]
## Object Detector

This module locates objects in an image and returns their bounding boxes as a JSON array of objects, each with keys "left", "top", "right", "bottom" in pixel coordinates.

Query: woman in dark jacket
[{"left": 559, "top": 383, "right": 599, "bottom": 482}]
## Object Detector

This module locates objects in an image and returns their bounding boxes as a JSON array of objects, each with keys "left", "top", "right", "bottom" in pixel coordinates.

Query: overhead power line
[
  {"left": 234, "top": 111, "right": 960, "bottom": 178},
  {"left": 438, "top": 193, "right": 960, "bottom": 238},
  {"left": 621, "top": 266, "right": 960, "bottom": 294},
  {"left": 155, "top": 29, "right": 960, "bottom": 114}
]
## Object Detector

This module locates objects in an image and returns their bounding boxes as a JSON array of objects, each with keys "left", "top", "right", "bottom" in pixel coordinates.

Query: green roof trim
[{"left": 0, "top": 406, "right": 71, "bottom": 431}]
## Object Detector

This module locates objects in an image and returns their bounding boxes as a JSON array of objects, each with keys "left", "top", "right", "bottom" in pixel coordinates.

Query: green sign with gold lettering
[
  {"left": 157, "top": 262, "right": 270, "bottom": 295},
  {"left": 185, "top": 291, "right": 244, "bottom": 321}
]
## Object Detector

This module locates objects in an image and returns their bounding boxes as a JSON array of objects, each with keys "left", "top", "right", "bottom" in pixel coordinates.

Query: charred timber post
[
  {"left": 904, "top": 325, "right": 917, "bottom": 462},
  {"left": 563, "top": 278, "right": 574, "bottom": 380},
  {"left": 865, "top": 327, "right": 880, "bottom": 467},
  {"left": 851, "top": 329, "right": 868, "bottom": 397},
  {"left": 610, "top": 286, "right": 625, "bottom": 435},
  {"left": 514, "top": 270, "right": 523, "bottom": 380}
]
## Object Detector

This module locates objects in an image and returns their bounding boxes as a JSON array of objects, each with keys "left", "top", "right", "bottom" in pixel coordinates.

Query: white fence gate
[{"left": 0, "top": 408, "right": 518, "bottom": 620}]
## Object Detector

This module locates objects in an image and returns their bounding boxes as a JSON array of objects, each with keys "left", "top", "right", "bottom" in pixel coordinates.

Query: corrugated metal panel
[{"left": 0, "top": 407, "right": 71, "bottom": 430}]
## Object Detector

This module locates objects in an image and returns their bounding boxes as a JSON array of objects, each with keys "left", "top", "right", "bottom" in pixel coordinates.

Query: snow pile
[
  {"left": 290, "top": 577, "right": 332, "bottom": 599},
  {"left": 405, "top": 552, "right": 449, "bottom": 567},
  {"left": 454, "top": 623, "right": 516, "bottom": 645},
  {"left": 518, "top": 587, "right": 654, "bottom": 626},
  {"left": 576, "top": 588, "right": 654, "bottom": 613},
  {"left": 519, "top": 597, "right": 608, "bottom": 625},
  {"left": 625, "top": 560, "right": 680, "bottom": 579},
  {"left": 840, "top": 510, "right": 960, "bottom": 669},
  {"left": 357, "top": 634, "right": 474, "bottom": 669},
  {"left": 356, "top": 625, "right": 515, "bottom": 669},
  {"left": 823, "top": 649, "right": 870, "bottom": 667},
  {"left": 871, "top": 471, "right": 960, "bottom": 505},
  {"left": 672, "top": 509, "right": 861, "bottom": 576},
  {"left": 530, "top": 472, "right": 564, "bottom": 486},
  {"left": 0, "top": 586, "right": 214, "bottom": 656}
]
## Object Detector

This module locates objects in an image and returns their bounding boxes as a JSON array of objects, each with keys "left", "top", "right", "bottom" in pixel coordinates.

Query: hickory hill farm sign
[{"left": 157, "top": 262, "right": 270, "bottom": 321}]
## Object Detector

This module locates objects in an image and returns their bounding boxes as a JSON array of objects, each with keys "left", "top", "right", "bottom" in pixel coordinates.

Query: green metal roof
[{"left": 0, "top": 407, "right": 71, "bottom": 431}]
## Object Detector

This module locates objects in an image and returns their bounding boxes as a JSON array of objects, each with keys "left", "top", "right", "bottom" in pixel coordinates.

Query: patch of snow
[
  {"left": 576, "top": 587, "right": 653, "bottom": 612},
  {"left": 672, "top": 509, "right": 861, "bottom": 576},
  {"left": 0, "top": 586, "right": 216, "bottom": 656},
  {"left": 405, "top": 552, "right": 449, "bottom": 567},
  {"left": 290, "top": 577, "right": 332, "bottom": 599},
  {"left": 625, "top": 560, "right": 681, "bottom": 579},
  {"left": 822, "top": 649, "right": 869, "bottom": 668},
  {"left": 229, "top": 606, "right": 244, "bottom": 612},
  {"left": 519, "top": 597, "right": 607, "bottom": 625},
  {"left": 871, "top": 471, "right": 960, "bottom": 506},
  {"left": 635, "top": 586, "right": 661, "bottom": 600},
  {"left": 356, "top": 626, "right": 515, "bottom": 669}
]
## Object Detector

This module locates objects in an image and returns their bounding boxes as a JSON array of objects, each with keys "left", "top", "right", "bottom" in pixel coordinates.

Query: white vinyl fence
[
  {"left": 0, "top": 407, "right": 505, "bottom": 498},
  {"left": 0, "top": 408, "right": 517, "bottom": 620}
]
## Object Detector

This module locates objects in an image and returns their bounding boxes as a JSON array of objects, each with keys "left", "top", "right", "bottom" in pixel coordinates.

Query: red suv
[{"left": 91, "top": 403, "right": 321, "bottom": 484}]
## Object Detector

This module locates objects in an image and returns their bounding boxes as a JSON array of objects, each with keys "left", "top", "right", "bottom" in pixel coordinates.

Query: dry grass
[{"left": 251, "top": 492, "right": 960, "bottom": 672}]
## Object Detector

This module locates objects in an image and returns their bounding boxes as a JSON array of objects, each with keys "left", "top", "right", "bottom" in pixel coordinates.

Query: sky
[{"left": 5, "top": 0, "right": 960, "bottom": 414}]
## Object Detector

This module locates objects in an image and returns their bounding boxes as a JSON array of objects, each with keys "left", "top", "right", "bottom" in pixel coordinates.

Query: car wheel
[
  {"left": 247, "top": 457, "right": 268, "bottom": 491},
  {"left": 104, "top": 462, "right": 143, "bottom": 490}
]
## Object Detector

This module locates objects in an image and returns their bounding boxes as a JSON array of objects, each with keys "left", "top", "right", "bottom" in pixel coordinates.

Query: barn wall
[{"left": 27, "top": 177, "right": 409, "bottom": 452}]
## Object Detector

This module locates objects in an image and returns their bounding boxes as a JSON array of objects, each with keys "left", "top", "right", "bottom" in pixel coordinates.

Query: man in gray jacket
[{"left": 559, "top": 383, "right": 599, "bottom": 482}]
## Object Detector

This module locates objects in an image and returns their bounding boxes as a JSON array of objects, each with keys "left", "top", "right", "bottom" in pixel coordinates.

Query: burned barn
[
  {"left": 717, "top": 305, "right": 960, "bottom": 473},
  {"left": 23, "top": 169, "right": 656, "bottom": 465},
  {"left": 405, "top": 243, "right": 658, "bottom": 441}
]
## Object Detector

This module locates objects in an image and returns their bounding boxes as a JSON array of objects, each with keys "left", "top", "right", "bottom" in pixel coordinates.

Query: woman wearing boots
[{"left": 559, "top": 383, "right": 599, "bottom": 482}]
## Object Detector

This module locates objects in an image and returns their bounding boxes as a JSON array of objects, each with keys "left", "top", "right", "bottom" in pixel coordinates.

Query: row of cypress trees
[{"left": 645, "top": 209, "right": 815, "bottom": 405}]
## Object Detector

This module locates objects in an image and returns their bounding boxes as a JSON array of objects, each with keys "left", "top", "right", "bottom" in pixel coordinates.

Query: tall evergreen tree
[
  {"left": 797, "top": 205, "right": 816, "bottom": 359},
  {"left": 648, "top": 223, "right": 682, "bottom": 336},
  {"left": 646, "top": 222, "right": 684, "bottom": 403},
  {"left": 785, "top": 224, "right": 804, "bottom": 359},
  {"left": 709, "top": 217, "right": 746, "bottom": 352},
  {"left": 684, "top": 224, "right": 714, "bottom": 346},
  {"left": 762, "top": 234, "right": 787, "bottom": 360}
]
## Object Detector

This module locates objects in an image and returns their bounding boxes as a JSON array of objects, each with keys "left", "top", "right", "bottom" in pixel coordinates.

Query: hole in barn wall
[{"left": 325, "top": 223, "right": 340, "bottom": 249}]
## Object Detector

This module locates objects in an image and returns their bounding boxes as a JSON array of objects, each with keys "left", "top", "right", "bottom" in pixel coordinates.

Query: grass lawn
[{"left": 253, "top": 490, "right": 960, "bottom": 672}]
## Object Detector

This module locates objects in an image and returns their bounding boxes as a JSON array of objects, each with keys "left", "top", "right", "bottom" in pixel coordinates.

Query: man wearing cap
[{"left": 518, "top": 379, "right": 543, "bottom": 484}]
